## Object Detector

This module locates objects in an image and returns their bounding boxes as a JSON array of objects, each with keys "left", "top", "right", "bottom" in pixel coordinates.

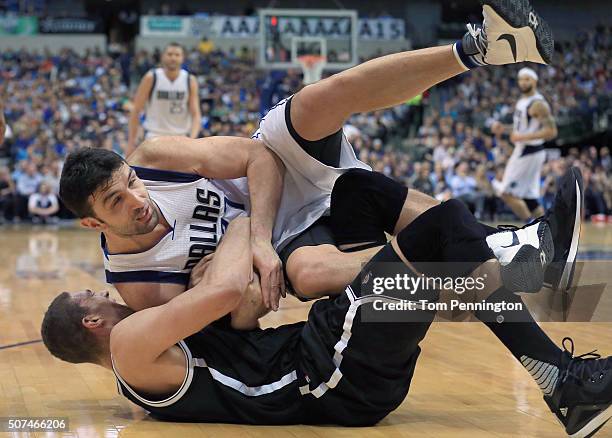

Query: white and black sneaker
[
  {"left": 454, "top": 0, "right": 554, "bottom": 70},
  {"left": 543, "top": 167, "right": 584, "bottom": 292},
  {"left": 545, "top": 338, "right": 612, "bottom": 438},
  {"left": 487, "top": 167, "right": 584, "bottom": 293},
  {"left": 487, "top": 220, "right": 554, "bottom": 293}
]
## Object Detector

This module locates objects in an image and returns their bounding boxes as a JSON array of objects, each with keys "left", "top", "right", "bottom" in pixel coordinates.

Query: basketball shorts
[
  {"left": 279, "top": 170, "right": 408, "bottom": 299},
  {"left": 500, "top": 149, "right": 546, "bottom": 199},
  {"left": 298, "top": 244, "right": 435, "bottom": 426},
  {"left": 254, "top": 95, "right": 371, "bottom": 253}
]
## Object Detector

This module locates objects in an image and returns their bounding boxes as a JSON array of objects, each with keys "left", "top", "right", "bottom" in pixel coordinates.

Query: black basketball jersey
[
  {"left": 112, "top": 284, "right": 424, "bottom": 426},
  {"left": 112, "top": 322, "right": 311, "bottom": 424}
]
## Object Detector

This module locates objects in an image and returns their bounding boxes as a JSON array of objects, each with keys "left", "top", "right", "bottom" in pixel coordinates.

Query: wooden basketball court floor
[{"left": 1, "top": 224, "right": 611, "bottom": 437}]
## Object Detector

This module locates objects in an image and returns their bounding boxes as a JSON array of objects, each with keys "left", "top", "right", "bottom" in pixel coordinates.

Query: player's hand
[
  {"left": 252, "top": 238, "right": 285, "bottom": 311},
  {"left": 188, "top": 253, "right": 215, "bottom": 289}
]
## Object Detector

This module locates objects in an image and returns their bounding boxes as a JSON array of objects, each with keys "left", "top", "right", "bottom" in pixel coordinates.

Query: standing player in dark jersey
[{"left": 41, "top": 165, "right": 612, "bottom": 437}]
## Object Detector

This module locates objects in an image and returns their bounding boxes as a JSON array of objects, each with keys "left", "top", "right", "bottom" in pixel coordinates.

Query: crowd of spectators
[
  {"left": 0, "top": 25, "right": 610, "bottom": 225},
  {"left": 371, "top": 25, "right": 612, "bottom": 221}
]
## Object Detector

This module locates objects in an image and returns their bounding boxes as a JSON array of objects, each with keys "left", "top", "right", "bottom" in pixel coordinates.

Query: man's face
[
  {"left": 162, "top": 46, "right": 184, "bottom": 71},
  {"left": 518, "top": 75, "right": 536, "bottom": 94},
  {"left": 72, "top": 289, "right": 133, "bottom": 329},
  {"left": 84, "top": 164, "right": 160, "bottom": 236}
]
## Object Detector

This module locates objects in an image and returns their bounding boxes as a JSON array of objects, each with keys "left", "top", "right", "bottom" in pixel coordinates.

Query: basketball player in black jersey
[
  {"left": 44, "top": 1, "right": 611, "bottom": 434},
  {"left": 41, "top": 163, "right": 611, "bottom": 436}
]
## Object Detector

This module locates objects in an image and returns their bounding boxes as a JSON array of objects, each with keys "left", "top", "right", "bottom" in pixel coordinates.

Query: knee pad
[{"left": 331, "top": 170, "right": 408, "bottom": 246}]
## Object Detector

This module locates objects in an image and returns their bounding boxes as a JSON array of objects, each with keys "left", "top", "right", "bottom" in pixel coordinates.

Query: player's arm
[
  {"left": 188, "top": 75, "right": 201, "bottom": 139},
  {"left": 511, "top": 100, "right": 557, "bottom": 143},
  {"left": 126, "top": 72, "right": 154, "bottom": 157},
  {"left": 0, "top": 100, "right": 5, "bottom": 145},
  {"left": 188, "top": 254, "right": 268, "bottom": 330},
  {"left": 110, "top": 217, "right": 252, "bottom": 365},
  {"left": 130, "top": 135, "right": 286, "bottom": 310},
  {"left": 114, "top": 281, "right": 186, "bottom": 311}
]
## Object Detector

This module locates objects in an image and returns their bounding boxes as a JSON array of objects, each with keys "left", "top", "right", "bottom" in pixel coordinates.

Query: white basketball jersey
[
  {"left": 103, "top": 96, "right": 371, "bottom": 287},
  {"left": 512, "top": 92, "right": 549, "bottom": 154},
  {"left": 102, "top": 167, "right": 250, "bottom": 284},
  {"left": 143, "top": 68, "right": 192, "bottom": 137}
]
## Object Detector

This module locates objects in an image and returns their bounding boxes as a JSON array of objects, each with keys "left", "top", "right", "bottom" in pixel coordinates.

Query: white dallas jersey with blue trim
[
  {"left": 143, "top": 68, "right": 191, "bottom": 137},
  {"left": 103, "top": 96, "right": 370, "bottom": 286},
  {"left": 102, "top": 167, "right": 250, "bottom": 285},
  {"left": 500, "top": 92, "right": 550, "bottom": 199}
]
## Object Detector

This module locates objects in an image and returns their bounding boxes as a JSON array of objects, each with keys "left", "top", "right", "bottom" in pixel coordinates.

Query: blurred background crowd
[{"left": 0, "top": 24, "right": 610, "bottom": 225}]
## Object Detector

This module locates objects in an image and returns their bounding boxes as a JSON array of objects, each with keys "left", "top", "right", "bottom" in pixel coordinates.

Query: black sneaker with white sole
[
  {"left": 543, "top": 167, "right": 584, "bottom": 292},
  {"left": 545, "top": 338, "right": 612, "bottom": 438},
  {"left": 456, "top": 0, "right": 554, "bottom": 69},
  {"left": 487, "top": 221, "right": 554, "bottom": 293}
]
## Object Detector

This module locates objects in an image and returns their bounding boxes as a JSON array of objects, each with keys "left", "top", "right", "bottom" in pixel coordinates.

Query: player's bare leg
[
  {"left": 286, "top": 244, "right": 382, "bottom": 298},
  {"left": 291, "top": 0, "right": 553, "bottom": 141},
  {"left": 502, "top": 193, "right": 534, "bottom": 221},
  {"left": 393, "top": 189, "right": 441, "bottom": 235},
  {"left": 291, "top": 46, "right": 465, "bottom": 141}
]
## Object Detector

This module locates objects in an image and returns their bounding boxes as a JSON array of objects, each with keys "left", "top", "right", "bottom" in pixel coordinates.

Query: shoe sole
[
  {"left": 568, "top": 404, "right": 612, "bottom": 438},
  {"left": 481, "top": 0, "right": 554, "bottom": 64},
  {"left": 543, "top": 168, "right": 584, "bottom": 292},
  {"left": 539, "top": 221, "right": 555, "bottom": 269},
  {"left": 558, "top": 169, "right": 584, "bottom": 291},
  {"left": 501, "top": 244, "right": 544, "bottom": 293}
]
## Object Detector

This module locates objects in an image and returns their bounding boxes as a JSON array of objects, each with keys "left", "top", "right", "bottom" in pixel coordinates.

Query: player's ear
[
  {"left": 82, "top": 313, "right": 104, "bottom": 330},
  {"left": 80, "top": 217, "right": 106, "bottom": 230}
]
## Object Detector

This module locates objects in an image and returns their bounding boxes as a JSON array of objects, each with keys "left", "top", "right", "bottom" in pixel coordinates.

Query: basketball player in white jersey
[
  {"left": 492, "top": 67, "right": 557, "bottom": 221},
  {"left": 125, "top": 42, "right": 201, "bottom": 157},
  {"left": 61, "top": 0, "right": 579, "bottom": 318}
]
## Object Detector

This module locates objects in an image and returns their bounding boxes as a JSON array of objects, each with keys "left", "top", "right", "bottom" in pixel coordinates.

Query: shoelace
[
  {"left": 496, "top": 216, "right": 545, "bottom": 232},
  {"left": 466, "top": 21, "right": 489, "bottom": 55},
  {"left": 561, "top": 337, "right": 608, "bottom": 385}
]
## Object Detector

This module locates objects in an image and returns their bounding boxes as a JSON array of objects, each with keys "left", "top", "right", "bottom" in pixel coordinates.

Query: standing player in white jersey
[
  {"left": 125, "top": 43, "right": 201, "bottom": 157},
  {"left": 492, "top": 67, "right": 557, "bottom": 221}
]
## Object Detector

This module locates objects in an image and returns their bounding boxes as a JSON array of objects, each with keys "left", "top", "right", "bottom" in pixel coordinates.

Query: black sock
[
  {"left": 475, "top": 288, "right": 562, "bottom": 365},
  {"left": 476, "top": 287, "right": 563, "bottom": 395},
  {"left": 395, "top": 200, "right": 563, "bottom": 395}
]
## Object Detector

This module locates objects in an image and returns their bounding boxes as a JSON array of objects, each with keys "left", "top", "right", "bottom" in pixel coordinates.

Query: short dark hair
[
  {"left": 41, "top": 292, "right": 101, "bottom": 364},
  {"left": 59, "top": 148, "right": 126, "bottom": 218},
  {"left": 164, "top": 42, "right": 184, "bottom": 53}
]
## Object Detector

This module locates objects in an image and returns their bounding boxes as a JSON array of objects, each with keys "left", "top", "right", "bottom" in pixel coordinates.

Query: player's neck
[
  {"left": 522, "top": 89, "right": 537, "bottom": 98},
  {"left": 104, "top": 205, "right": 171, "bottom": 254},
  {"left": 98, "top": 353, "right": 113, "bottom": 370},
  {"left": 163, "top": 67, "right": 180, "bottom": 81}
]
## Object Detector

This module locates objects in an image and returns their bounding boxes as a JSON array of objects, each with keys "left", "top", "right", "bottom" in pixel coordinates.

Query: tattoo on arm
[{"left": 542, "top": 115, "right": 556, "bottom": 129}]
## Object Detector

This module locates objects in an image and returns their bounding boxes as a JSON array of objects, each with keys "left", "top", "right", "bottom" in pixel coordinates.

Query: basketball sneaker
[
  {"left": 487, "top": 167, "right": 583, "bottom": 293},
  {"left": 455, "top": 0, "right": 554, "bottom": 69},
  {"left": 545, "top": 338, "right": 612, "bottom": 437},
  {"left": 543, "top": 167, "right": 584, "bottom": 292},
  {"left": 487, "top": 221, "right": 554, "bottom": 293}
]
